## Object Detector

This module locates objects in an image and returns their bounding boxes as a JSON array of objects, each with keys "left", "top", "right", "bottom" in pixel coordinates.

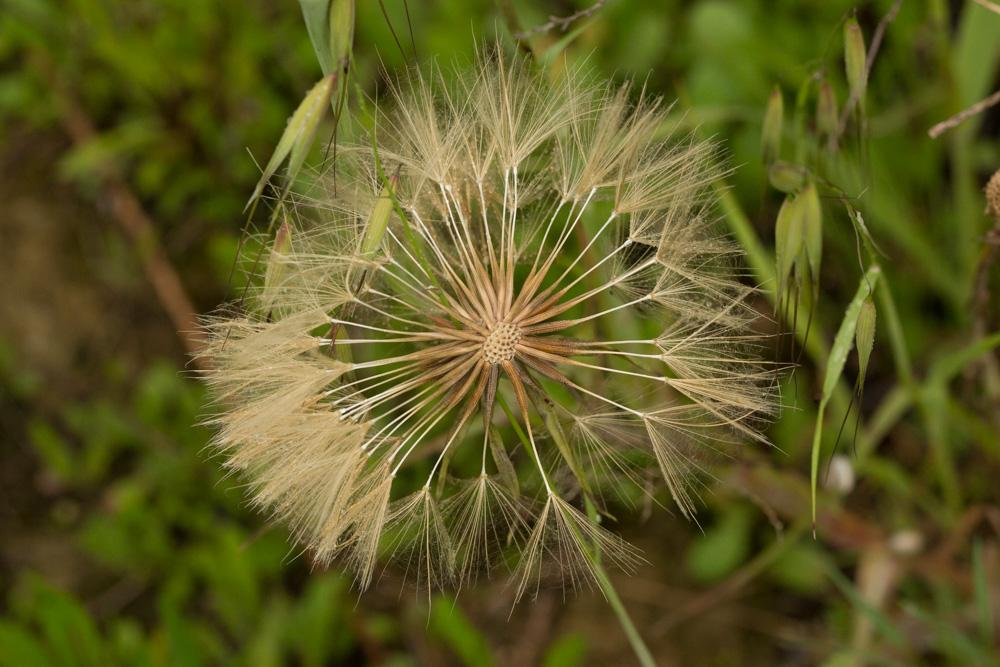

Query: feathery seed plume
[{"left": 202, "top": 49, "right": 777, "bottom": 598}]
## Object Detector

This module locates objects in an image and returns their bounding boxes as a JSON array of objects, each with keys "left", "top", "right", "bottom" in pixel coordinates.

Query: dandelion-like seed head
[{"left": 203, "top": 49, "right": 777, "bottom": 598}]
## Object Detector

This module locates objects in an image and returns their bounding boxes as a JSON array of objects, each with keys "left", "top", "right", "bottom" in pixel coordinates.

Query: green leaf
[
  {"left": 768, "top": 543, "right": 831, "bottom": 594},
  {"left": 818, "top": 653, "right": 855, "bottom": 667},
  {"left": 429, "top": 596, "right": 494, "bottom": 667},
  {"left": 541, "top": 633, "right": 587, "bottom": 667},
  {"left": 299, "top": 0, "right": 354, "bottom": 76},
  {"left": 290, "top": 576, "right": 352, "bottom": 667},
  {"left": 285, "top": 83, "right": 334, "bottom": 193},
  {"left": 245, "top": 601, "right": 287, "bottom": 667},
  {"left": 190, "top": 529, "right": 261, "bottom": 635},
  {"left": 107, "top": 620, "right": 153, "bottom": 667},
  {"left": 30, "top": 581, "right": 106, "bottom": 667},
  {"left": 685, "top": 504, "right": 753, "bottom": 583},
  {"left": 161, "top": 608, "right": 205, "bottom": 667},
  {"left": 299, "top": 0, "right": 334, "bottom": 75},
  {"left": 0, "top": 622, "right": 51, "bottom": 667},
  {"left": 27, "top": 419, "right": 73, "bottom": 483},
  {"left": 844, "top": 205, "right": 882, "bottom": 259},
  {"left": 954, "top": 1, "right": 1000, "bottom": 105},
  {"left": 927, "top": 331, "right": 1000, "bottom": 386}
]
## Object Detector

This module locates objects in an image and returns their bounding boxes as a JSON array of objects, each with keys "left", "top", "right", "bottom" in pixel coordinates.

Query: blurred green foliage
[{"left": 1, "top": 0, "right": 999, "bottom": 664}]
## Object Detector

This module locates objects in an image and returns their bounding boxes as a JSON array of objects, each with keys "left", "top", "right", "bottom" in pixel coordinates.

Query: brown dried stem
[
  {"left": 928, "top": 88, "right": 1000, "bottom": 139},
  {"left": 513, "top": 0, "right": 611, "bottom": 40},
  {"left": 974, "top": 0, "right": 1000, "bottom": 16},
  {"left": 33, "top": 52, "right": 205, "bottom": 362}
]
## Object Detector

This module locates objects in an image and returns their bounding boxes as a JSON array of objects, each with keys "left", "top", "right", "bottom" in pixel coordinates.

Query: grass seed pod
[
  {"left": 762, "top": 85, "right": 784, "bottom": 164},
  {"left": 844, "top": 18, "right": 867, "bottom": 112}
]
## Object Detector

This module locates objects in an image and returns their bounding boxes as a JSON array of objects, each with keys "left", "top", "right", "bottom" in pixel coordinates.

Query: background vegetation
[{"left": 1, "top": 0, "right": 999, "bottom": 664}]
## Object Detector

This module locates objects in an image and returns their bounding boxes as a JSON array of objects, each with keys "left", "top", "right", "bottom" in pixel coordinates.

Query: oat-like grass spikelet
[{"left": 201, "top": 45, "right": 778, "bottom": 597}]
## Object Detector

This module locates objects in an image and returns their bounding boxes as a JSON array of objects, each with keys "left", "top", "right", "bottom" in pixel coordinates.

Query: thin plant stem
[
  {"left": 496, "top": 394, "right": 656, "bottom": 667},
  {"left": 917, "top": 384, "right": 961, "bottom": 514},
  {"left": 579, "top": 495, "right": 656, "bottom": 667},
  {"left": 856, "top": 384, "right": 911, "bottom": 462},
  {"left": 874, "top": 279, "right": 914, "bottom": 387},
  {"left": 590, "top": 557, "right": 657, "bottom": 667}
]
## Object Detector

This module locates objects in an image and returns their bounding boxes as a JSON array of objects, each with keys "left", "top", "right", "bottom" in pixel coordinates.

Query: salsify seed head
[{"left": 202, "top": 49, "right": 778, "bottom": 598}]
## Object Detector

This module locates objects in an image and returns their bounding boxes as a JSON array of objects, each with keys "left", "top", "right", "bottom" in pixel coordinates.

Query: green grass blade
[
  {"left": 811, "top": 265, "right": 880, "bottom": 531},
  {"left": 928, "top": 331, "right": 1000, "bottom": 386},
  {"left": 821, "top": 266, "right": 881, "bottom": 402},
  {"left": 826, "top": 564, "right": 906, "bottom": 648},
  {"left": 244, "top": 74, "right": 335, "bottom": 215},
  {"left": 299, "top": 0, "right": 335, "bottom": 75},
  {"left": 429, "top": 596, "right": 495, "bottom": 667}
]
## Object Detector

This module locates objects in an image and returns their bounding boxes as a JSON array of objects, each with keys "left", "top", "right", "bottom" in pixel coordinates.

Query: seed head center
[{"left": 482, "top": 322, "right": 521, "bottom": 365}]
